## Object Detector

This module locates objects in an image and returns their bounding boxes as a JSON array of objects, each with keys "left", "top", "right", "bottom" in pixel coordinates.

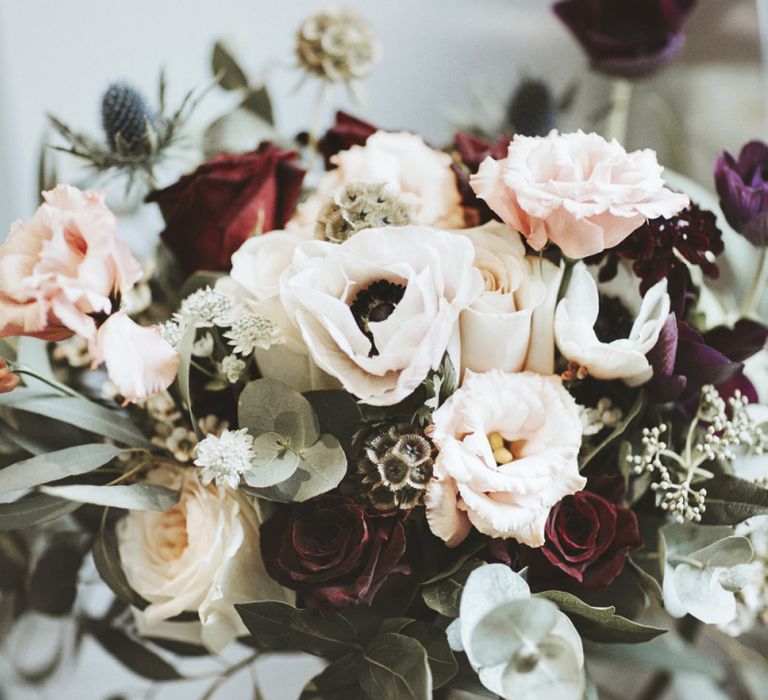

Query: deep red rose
[
  {"left": 260, "top": 493, "right": 411, "bottom": 611},
  {"left": 452, "top": 132, "right": 509, "bottom": 226},
  {"left": 317, "top": 111, "right": 377, "bottom": 169},
  {"left": 536, "top": 477, "right": 642, "bottom": 590},
  {"left": 146, "top": 142, "right": 305, "bottom": 274}
]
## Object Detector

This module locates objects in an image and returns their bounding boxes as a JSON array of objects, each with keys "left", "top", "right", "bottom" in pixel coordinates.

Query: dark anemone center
[
  {"left": 350, "top": 280, "right": 406, "bottom": 356},
  {"left": 594, "top": 295, "right": 634, "bottom": 343}
]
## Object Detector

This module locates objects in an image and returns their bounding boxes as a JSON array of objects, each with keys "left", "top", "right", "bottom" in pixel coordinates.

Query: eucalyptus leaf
[
  {"left": 40, "top": 483, "right": 179, "bottom": 511},
  {"left": 0, "top": 444, "right": 127, "bottom": 495},
  {"left": 536, "top": 591, "right": 666, "bottom": 643},
  {"left": 243, "top": 432, "right": 300, "bottom": 488},
  {"left": 176, "top": 321, "right": 199, "bottom": 439},
  {"left": 93, "top": 516, "right": 148, "bottom": 610},
  {"left": 421, "top": 559, "right": 485, "bottom": 618},
  {"left": 212, "top": 41, "right": 249, "bottom": 91},
  {"left": 0, "top": 389, "right": 149, "bottom": 447},
  {"left": 687, "top": 536, "right": 754, "bottom": 569},
  {"left": 580, "top": 391, "right": 644, "bottom": 470},
  {"left": 626, "top": 557, "right": 663, "bottom": 605},
  {"left": 239, "top": 379, "right": 319, "bottom": 449},
  {"left": 0, "top": 420, "right": 49, "bottom": 456},
  {"left": 358, "top": 633, "right": 432, "bottom": 700},
  {"left": 235, "top": 601, "right": 359, "bottom": 659},
  {"left": 28, "top": 538, "right": 85, "bottom": 616},
  {"left": 304, "top": 390, "right": 361, "bottom": 454},
  {"left": 697, "top": 475, "right": 768, "bottom": 525},
  {"left": 241, "top": 87, "right": 274, "bottom": 126},
  {"left": 0, "top": 493, "right": 80, "bottom": 531},
  {"left": 300, "top": 651, "right": 363, "bottom": 700},
  {"left": 400, "top": 622, "right": 458, "bottom": 689}
]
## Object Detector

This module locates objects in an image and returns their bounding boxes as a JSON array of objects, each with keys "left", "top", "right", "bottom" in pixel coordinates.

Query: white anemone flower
[{"left": 554, "top": 262, "right": 670, "bottom": 386}]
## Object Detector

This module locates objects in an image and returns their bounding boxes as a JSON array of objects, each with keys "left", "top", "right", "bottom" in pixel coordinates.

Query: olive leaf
[
  {"left": 421, "top": 559, "right": 485, "bottom": 618},
  {"left": 40, "top": 483, "right": 180, "bottom": 511},
  {"left": 357, "top": 633, "right": 432, "bottom": 700},
  {"left": 0, "top": 493, "right": 80, "bottom": 531},
  {"left": 212, "top": 41, "right": 250, "bottom": 91},
  {"left": 696, "top": 474, "right": 768, "bottom": 525}
]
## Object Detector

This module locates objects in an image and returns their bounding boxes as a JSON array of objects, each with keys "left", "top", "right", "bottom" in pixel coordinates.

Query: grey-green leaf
[
  {"left": 93, "top": 517, "right": 148, "bottom": 610},
  {"left": 401, "top": 622, "right": 457, "bottom": 689},
  {"left": 212, "top": 41, "right": 249, "bottom": 91},
  {"left": 177, "top": 321, "right": 200, "bottom": 439},
  {"left": 239, "top": 378, "right": 319, "bottom": 449},
  {"left": 358, "top": 633, "right": 432, "bottom": 700},
  {"left": 697, "top": 475, "right": 768, "bottom": 525},
  {"left": 0, "top": 444, "right": 127, "bottom": 495},
  {"left": 244, "top": 432, "right": 300, "bottom": 487},
  {"left": 421, "top": 559, "right": 485, "bottom": 618},
  {"left": 536, "top": 590, "right": 667, "bottom": 643},
  {"left": 241, "top": 86, "right": 274, "bottom": 126},
  {"left": 0, "top": 493, "right": 81, "bottom": 531},
  {"left": 39, "top": 483, "right": 179, "bottom": 511}
]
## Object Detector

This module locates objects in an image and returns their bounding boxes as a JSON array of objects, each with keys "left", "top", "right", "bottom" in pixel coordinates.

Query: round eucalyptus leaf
[{"left": 243, "top": 432, "right": 300, "bottom": 488}]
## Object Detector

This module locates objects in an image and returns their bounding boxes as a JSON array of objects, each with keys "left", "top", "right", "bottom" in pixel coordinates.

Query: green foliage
[
  {"left": 421, "top": 559, "right": 485, "bottom": 618},
  {"left": 358, "top": 633, "right": 432, "bottom": 700},
  {"left": 93, "top": 516, "right": 148, "bottom": 610},
  {"left": 0, "top": 493, "right": 80, "bottom": 531},
  {"left": 697, "top": 474, "right": 768, "bottom": 525},
  {"left": 39, "top": 483, "right": 180, "bottom": 511},
  {"left": 28, "top": 536, "right": 87, "bottom": 616},
  {"left": 580, "top": 390, "right": 644, "bottom": 471}
]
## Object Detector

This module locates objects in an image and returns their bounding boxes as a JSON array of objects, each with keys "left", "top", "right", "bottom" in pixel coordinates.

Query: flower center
[
  {"left": 488, "top": 431, "right": 520, "bottom": 465},
  {"left": 155, "top": 503, "right": 189, "bottom": 561},
  {"left": 594, "top": 295, "right": 634, "bottom": 343},
  {"left": 350, "top": 279, "right": 406, "bottom": 356}
]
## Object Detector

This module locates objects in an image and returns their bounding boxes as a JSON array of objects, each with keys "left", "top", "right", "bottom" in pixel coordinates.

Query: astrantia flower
[
  {"left": 470, "top": 130, "right": 689, "bottom": 259},
  {"left": 588, "top": 203, "right": 724, "bottom": 314},
  {"left": 194, "top": 428, "right": 255, "bottom": 488},
  {"left": 555, "top": 263, "right": 670, "bottom": 386},
  {"left": 579, "top": 398, "right": 623, "bottom": 436},
  {"left": 715, "top": 140, "right": 768, "bottom": 247},
  {"left": 225, "top": 314, "right": 279, "bottom": 355},
  {"left": 356, "top": 423, "right": 436, "bottom": 511},
  {"left": 553, "top": 0, "right": 697, "bottom": 78},
  {"left": 219, "top": 355, "right": 246, "bottom": 384},
  {"left": 158, "top": 318, "right": 185, "bottom": 349},
  {"left": 178, "top": 287, "right": 233, "bottom": 327}
]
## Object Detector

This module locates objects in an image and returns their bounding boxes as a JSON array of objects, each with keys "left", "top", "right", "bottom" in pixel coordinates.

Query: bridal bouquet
[{"left": 1, "top": 4, "right": 768, "bottom": 699}]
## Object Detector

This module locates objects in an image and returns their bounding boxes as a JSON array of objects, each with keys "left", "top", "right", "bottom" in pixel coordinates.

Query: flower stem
[
  {"left": 11, "top": 365, "right": 82, "bottom": 398},
  {"left": 605, "top": 78, "right": 633, "bottom": 145},
  {"left": 741, "top": 247, "right": 768, "bottom": 318}
]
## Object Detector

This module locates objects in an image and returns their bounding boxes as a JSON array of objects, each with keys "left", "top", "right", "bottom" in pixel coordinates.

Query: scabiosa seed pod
[
  {"left": 506, "top": 78, "right": 556, "bottom": 137},
  {"left": 316, "top": 181, "right": 412, "bottom": 243},
  {"left": 356, "top": 423, "right": 436, "bottom": 511},
  {"left": 101, "top": 82, "right": 156, "bottom": 153},
  {"left": 296, "top": 7, "right": 380, "bottom": 83}
]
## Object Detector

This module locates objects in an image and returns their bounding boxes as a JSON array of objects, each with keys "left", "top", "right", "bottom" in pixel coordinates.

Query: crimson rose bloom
[
  {"left": 535, "top": 477, "right": 642, "bottom": 590},
  {"left": 553, "top": 0, "right": 697, "bottom": 78},
  {"left": 260, "top": 493, "right": 410, "bottom": 611},
  {"left": 147, "top": 143, "right": 305, "bottom": 273},
  {"left": 317, "top": 111, "right": 377, "bottom": 169}
]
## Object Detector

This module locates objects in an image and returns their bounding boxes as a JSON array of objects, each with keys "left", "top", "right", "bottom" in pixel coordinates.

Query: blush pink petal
[{"left": 95, "top": 313, "right": 179, "bottom": 404}]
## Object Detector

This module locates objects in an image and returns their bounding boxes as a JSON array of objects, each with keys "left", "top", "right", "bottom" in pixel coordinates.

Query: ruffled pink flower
[
  {"left": 0, "top": 185, "right": 177, "bottom": 401},
  {"left": 470, "top": 130, "right": 689, "bottom": 259},
  {"left": 425, "top": 370, "right": 586, "bottom": 547}
]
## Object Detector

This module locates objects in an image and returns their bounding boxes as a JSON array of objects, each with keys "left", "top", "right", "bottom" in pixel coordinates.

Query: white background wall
[{"left": 0, "top": 1, "right": 764, "bottom": 698}]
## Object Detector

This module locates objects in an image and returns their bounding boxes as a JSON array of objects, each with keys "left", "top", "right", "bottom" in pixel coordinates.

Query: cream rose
[
  {"left": 458, "top": 222, "right": 563, "bottom": 376},
  {"left": 425, "top": 370, "right": 586, "bottom": 547},
  {"left": 280, "top": 226, "right": 484, "bottom": 406},
  {"left": 470, "top": 130, "right": 689, "bottom": 259},
  {"left": 291, "top": 131, "right": 465, "bottom": 232},
  {"left": 117, "top": 466, "right": 292, "bottom": 653}
]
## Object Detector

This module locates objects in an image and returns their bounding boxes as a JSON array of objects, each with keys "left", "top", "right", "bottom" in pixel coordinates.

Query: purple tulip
[
  {"left": 714, "top": 141, "right": 768, "bottom": 247},
  {"left": 553, "top": 0, "right": 697, "bottom": 78}
]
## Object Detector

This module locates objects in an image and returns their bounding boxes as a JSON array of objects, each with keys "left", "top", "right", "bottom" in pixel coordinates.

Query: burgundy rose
[
  {"left": 452, "top": 132, "right": 509, "bottom": 226},
  {"left": 317, "top": 111, "right": 377, "bottom": 169},
  {"left": 534, "top": 477, "right": 642, "bottom": 590},
  {"left": 260, "top": 493, "right": 410, "bottom": 611},
  {"left": 553, "top": 0, "right": 697, "bottom": 78},
  {"left": 714, "top": 141, "right": 768, "bottom": 247},
  {"left": 147, "top": 142, "right": 305, "bottom": 274}
]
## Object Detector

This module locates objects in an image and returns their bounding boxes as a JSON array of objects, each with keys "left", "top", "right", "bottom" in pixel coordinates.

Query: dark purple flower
[
  {"left": 714, "top": 141, "right": 768, "bottom": 247},
  {"left": 452, "top": 132, "right": 509, "bottom": 226},
  {"left": 587, "top": 203, "right": 723, "bottom": 316},
  {"left": 553, "top": 0, "right": 697, "bottom": 78},
  {"left": 316, "top": 111, "right": 377, "bottom": 170}
]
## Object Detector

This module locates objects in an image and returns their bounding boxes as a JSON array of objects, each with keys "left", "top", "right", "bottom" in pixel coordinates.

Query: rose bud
[
  {"left": 553, "top": 0, "right": 697, "bottom": 79},
  {"left": 715, "top": 140, "right": 768, "bottom": 247}
]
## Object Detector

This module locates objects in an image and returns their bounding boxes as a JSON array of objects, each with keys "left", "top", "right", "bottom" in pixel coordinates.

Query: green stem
[
  {"left": 11, "top": 365, "right": 82, "bottom": 398},
  {"left": 741, "top": 247, "right": 768, "bottom": 318},
  {"left": 605, "top": 78, "right": 633, "bottom": 144}
]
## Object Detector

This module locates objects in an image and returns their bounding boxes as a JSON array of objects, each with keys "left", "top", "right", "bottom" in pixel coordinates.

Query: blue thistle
[
  {"left": 506, "top": 78, "right": 556, "bottom": 137},
  {"left": 101, "top": 82, "right": 156, "bottom": 153}
]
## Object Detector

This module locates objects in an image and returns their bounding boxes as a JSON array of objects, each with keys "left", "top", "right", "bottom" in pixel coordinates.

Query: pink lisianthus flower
[
  {"left": 470, "top": 130, "right": 689, "bottom": 259},
  {"left": 0, "top": 185, "right": 178, "bottom": 402}
]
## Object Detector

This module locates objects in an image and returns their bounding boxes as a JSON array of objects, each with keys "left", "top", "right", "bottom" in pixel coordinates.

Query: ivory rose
[
  {"left": 0, "top": 186, "right": 178, "bottom": 402},
  {"left": 280, "top": 226, "right": 484, "bottom": 406},
  {"left": 555, "top": 262, "right": 670, "bottom": 386},
  {"left": 458, "top": 222, "right": 562, "bottom": 376},
  {"left": 470, "top": 130, "right": 689, "bottom": 259},
  {"left": 291, "top": 131, "right": 465, "bottom": 232},
  {"left": 117, "top": 466, "right": 292, "bottom": 653},
  {"left": 425, "top": 370, "right": 586, "bottom": 548}
]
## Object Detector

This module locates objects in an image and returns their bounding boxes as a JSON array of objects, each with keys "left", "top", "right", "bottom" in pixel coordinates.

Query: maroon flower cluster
[
  {"left": 260, "top": 493, "right": 411, "bottom": 612},
  {"left": 588, "top": 203, "right": 723, "bottom": 314},
  {"left": 531, "top": 477, "right": 642, "bottom": 591},
  {"left": 147, "top": 143, "right": 305, "bottom": 274}
]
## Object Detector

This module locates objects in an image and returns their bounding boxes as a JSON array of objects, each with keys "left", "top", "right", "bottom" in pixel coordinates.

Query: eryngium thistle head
[
  {"left": 316, "top": 181, "right": 412, "bottom": 243},
  {"left": 296, "top": 7, "right": 380, "bottom": 82},
  {"left": 506, "top": 78, "right": 556, "bottom": 137},
  {"left": 356, "top": 423, "right": 436, "bottom": 511},
  {"left": 101, "top": 82, "right": 156, "bottom": 153}
]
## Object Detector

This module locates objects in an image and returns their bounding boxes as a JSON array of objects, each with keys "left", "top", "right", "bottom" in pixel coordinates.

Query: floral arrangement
[{"left": 1, "top": 3, "right": 768, "bottom": 699}]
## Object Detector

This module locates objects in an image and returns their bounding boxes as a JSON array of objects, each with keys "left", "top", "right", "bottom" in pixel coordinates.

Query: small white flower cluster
[
  {"left": 225, "top": 314, "right": 279, "bottom": 356},
  {"left": 160, "top": 287, "right": 235, "bottom": 349},
  {"left": 698, "top": 386, "right": 767, "bottom": 462},
  {"left": 629, "top": 425, "right": 707, "bottom": 524},
  {"left": 579, "top": 397, "right": 623, "bottom": 436},
  {"left": 194, "top": 428, "right": 255, "bottom": 489}
]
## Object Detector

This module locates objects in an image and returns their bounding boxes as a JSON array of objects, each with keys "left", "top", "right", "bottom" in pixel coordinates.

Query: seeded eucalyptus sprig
[{"left": 47, "top": 72, "right": 215, "bottom": 190}]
